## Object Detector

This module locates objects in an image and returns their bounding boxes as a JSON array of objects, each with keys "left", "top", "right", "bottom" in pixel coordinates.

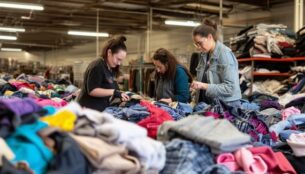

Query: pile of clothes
[{"left": 230, "top": 23, "right": 297, "bottom": 58}]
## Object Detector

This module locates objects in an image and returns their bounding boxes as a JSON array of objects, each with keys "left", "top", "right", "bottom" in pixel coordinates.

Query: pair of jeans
[
  {"left": 176, "top": 102, "right": 192, "bottom": 115},
  {"left": 154, "top": 102, "right": 185, "bottom": 121}
]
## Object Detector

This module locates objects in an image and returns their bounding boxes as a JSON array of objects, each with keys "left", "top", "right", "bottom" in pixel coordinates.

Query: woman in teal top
[{"left": 152, "top": 48, "right": 192, "bottom": 103}]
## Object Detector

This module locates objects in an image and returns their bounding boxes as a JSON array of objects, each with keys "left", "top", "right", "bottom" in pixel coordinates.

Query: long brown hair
[
  {"left": 101, "top": 35, "right": 127, "bottom": 72},
  {"left": 192, "top": 19, "right": 218, "bottom": 41},
  {"left": 153, "top": 48, "right": 192, "bottom": 82}
]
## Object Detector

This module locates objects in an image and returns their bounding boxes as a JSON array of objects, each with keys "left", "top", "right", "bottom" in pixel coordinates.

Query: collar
[{"left": 209, "top": 41, "right": 221, "bottom": 60}]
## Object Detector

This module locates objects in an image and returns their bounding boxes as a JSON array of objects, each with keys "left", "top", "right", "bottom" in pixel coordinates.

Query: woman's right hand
[
  {"left": 191, "top": 81, "right": 208, "bottom": 90},
  {"left": 121, "top": 93, "right": 130, "bottom": 102}
]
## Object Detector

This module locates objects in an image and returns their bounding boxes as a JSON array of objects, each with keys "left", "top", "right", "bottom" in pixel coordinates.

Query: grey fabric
[
  {"left": 155, "top": 76, "right": 175, "bottom": 101},
  {"left": 157, "top": 115, "right": 251, "bottom": 154}
]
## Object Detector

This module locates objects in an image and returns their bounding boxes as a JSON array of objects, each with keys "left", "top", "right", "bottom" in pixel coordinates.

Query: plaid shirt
[{"left": 161, "top": 138, "right": 214, "bottom": 174}]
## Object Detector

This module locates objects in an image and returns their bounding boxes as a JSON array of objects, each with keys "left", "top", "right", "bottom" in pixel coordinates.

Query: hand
[
  {"left": 121, "top": 93, "right": 130, "bottom": 102},
  {"left": 159, "top": 98, "right": 172, "bottom": 104},
  {"left": 191, "top": 81, "right": 208, "bottom": 90}
]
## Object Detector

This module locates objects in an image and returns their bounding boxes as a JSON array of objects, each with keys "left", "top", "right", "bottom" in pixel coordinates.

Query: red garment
[
  {"left": 278, "top": 41, "right": 293, "bottom": 48},
  {"left": 249, "top": 146, "right": 296, "bottom": 174},
  {"left": 137, "top": 101, "right": 173, "bottom": 138}
]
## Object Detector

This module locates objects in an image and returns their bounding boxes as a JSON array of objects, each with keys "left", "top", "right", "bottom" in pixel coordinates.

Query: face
[
  {"left": 107, "top": 49, "right": 127, "bottom": 68},
  {"left": 153, "top": 59, "right": 167, "bottom": 74},
  {"left": 193, "top": 34, "right": 214, "bottom": 53}
]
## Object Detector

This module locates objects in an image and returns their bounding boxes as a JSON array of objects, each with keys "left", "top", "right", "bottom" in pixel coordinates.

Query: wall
[{"left": 0, "top": 51, "right": 45, "bottom": 63}]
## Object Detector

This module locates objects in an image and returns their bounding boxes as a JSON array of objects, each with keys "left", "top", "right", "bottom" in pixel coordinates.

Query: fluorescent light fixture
[
  {"left": 0, "top": 35, "right": 17, "bottom": 40},
  {"left": 165, "top": 20, "right": 200, "bottom": 27},
  {"left": 0, "top": 26, "right": 25, "bottom": 32},
  {"left": 1, "top": 48, "right": 22, "bottom": 52},
  {"left": 68, "top": 30, "right": 109, "bottom": 37},
  {"left": 0, "top": 1, "right": 44, "bottom": 10}
]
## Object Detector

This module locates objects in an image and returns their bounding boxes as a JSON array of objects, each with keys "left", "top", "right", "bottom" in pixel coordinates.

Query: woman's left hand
[{"left": 159, "top": 98, "right": 172, "bottom": 104}]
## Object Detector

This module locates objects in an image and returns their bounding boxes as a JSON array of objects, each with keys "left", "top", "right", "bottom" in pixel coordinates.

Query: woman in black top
[{"left": 77, "top": 36, "right": 129, "bottom": 112}]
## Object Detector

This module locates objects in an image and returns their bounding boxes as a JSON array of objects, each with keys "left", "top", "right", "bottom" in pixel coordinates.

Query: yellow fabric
[
  {"left": 4, "top": 90, "right": 14, "bottom": 96},
  {"left": 40, "top": 110, "right": 76, "bottom": 131}
]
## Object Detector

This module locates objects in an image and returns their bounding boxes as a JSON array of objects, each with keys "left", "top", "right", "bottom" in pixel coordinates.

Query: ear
[{"left": 107, "top": 49, "right": 112, "bottom": 57}]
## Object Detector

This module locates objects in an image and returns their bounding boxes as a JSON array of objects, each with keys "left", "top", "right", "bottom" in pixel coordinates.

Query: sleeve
[
  {"left": 86, "top": 63, "right": 104, "bottom": 94},
  {"left": 205, "top": 50, "right": 238, "bottom": 98},
  {"left": 174, "top": 67, "right": 190, "bottom": 103}
]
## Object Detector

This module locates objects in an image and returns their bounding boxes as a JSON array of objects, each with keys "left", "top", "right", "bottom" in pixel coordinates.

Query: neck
[{"left": 209, "top": 40, "right": 216, "bottom": 55}]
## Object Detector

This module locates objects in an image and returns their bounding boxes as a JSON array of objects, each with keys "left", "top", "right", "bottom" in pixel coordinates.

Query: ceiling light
[
  {"left": 165, "top": 20, "right": 200, "bottom": 27},
  {"left": 0, "top": 35, "right": 17, "bottom": 40},
  {"left": 0, "top": 1, "right": 44, "bottom": 11},
  {"left": 68, "top": 30, "right": 109, "bottom": 37},
  {"left": 1, "top": 48, "right": 22, "bottom": 52},
  {"left": 0, "top": 26, "right": 25, "bottom": 32}
]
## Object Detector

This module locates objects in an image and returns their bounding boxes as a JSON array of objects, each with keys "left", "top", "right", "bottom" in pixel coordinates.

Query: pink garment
[
  {"left": 203, "top": 111, "right": 220, "bottom": 119},
  {"left": 249, "top": 146, "right": 296, "bottom": 174},
  {"left": 35, "top": 98, "right": 68, "bottom": 108},
  {"left": 282, "top": 106, "right": 301, "bottom": 120},
  {"left": 235, "top": 147, "right": 267, "bottom": 174},
  {"left": 10, "top": 81, "right": 33, "bottom": 90},
  {"left": 216, "top": 153, "right": 240, "bottom": 171}
]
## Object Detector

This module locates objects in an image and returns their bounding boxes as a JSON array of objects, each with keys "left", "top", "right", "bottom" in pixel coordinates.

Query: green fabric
[{"left": 174, "top": 65, "right": 190, "bottom": 103}]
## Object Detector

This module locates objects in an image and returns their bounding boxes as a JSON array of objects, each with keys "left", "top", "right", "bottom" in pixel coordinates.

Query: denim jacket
[{"left": 195, "top": 41, "right": 241, "bottom": 103}]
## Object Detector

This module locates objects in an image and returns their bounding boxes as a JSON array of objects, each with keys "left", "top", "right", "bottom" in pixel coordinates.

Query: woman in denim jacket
[{"left": 191, "top": 19, "right": 241, "bottom": 107}]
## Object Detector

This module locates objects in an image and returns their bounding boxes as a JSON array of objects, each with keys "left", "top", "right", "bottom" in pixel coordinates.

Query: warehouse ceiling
[{"left": 0, "top": 0, "right": 288, "bottom": 51}]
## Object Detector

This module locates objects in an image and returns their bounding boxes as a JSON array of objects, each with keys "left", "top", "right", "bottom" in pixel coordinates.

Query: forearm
[{"left": 89, "top": 88, "right": 115, "bottom": 97}]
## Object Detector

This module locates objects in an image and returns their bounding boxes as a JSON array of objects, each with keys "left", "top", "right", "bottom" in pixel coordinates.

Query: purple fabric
[
  {"left": 260, "top": 100, "right": 283, "bottom": 110},
  {"left": 0, "top": 97, "right": 42, "bottom": 117}
]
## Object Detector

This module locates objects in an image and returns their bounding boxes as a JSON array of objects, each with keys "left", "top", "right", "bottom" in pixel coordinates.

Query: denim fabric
[
  {"left": 161, "top": 138, "right": 214, "bottom": 174},
  {"left": 122, "top": 107, "right": 150, "bottom": 123},
  {"left": 105, "top": 104, "right": 150, "bottom": 123},
  {"left": 288, "top": 114, "right": 305, "bottom": 125},
  {"left": 202, "top": 164, "right": 245, "bottom": 174},
  {"left": 104, "top": 107, "right": 125, "bottom": 120},
  {"left": 290, "top": 77, "right": 305, "bottom": 94},
  {"left": 195, "top": 41, "right": 242, "bottom": 103},
  {"left": 193, "top": 102, "right": 210, "bottom": 112},
  {"left": 248, "top": 92, "right": 278, "bottom": 103},
  {"left": 226, "top": 100, "right": 241, "bottom": 108},
  {"left": 269, "top": 114, "right": 305, "bottom": 135},
  {"left": 269, "top": 120, "right": 293, "bottom": 135},
  {"left": 260, "top": 99, "right": 283, "bottom": 110},
  {"left": 240, "top": 99, "right": 260, "bottom": 111},
  {"left": 279, "top": 130, "right": 302, "bottom": 142},
  {"left": 154, "top": 102, "right": 186, "bottom": 121},
  {"left": 176, "top": 102, "right": 193, "bottom": 115}
]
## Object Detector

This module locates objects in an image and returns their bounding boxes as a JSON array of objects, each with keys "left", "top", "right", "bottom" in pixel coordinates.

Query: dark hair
[
  {"left": 192, "top": 19, "right": 218, "bottom": 41},
  {"left": 153, "top": 48, "right": 192, "bottom": 82},
  {"left": 100, "top": 35, "right": 126, "bottom": 71}
]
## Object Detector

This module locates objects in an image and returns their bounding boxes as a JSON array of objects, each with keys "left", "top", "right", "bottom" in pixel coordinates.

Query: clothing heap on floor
[
  {"left": 0, "top": 73, "right": 79, "bottom": 107},
  {"left": 2, "top": 74, "right": 305, "bottom": 174},
  {"left": 230, "top": 23, "right": 298, "bottom": 58}
]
